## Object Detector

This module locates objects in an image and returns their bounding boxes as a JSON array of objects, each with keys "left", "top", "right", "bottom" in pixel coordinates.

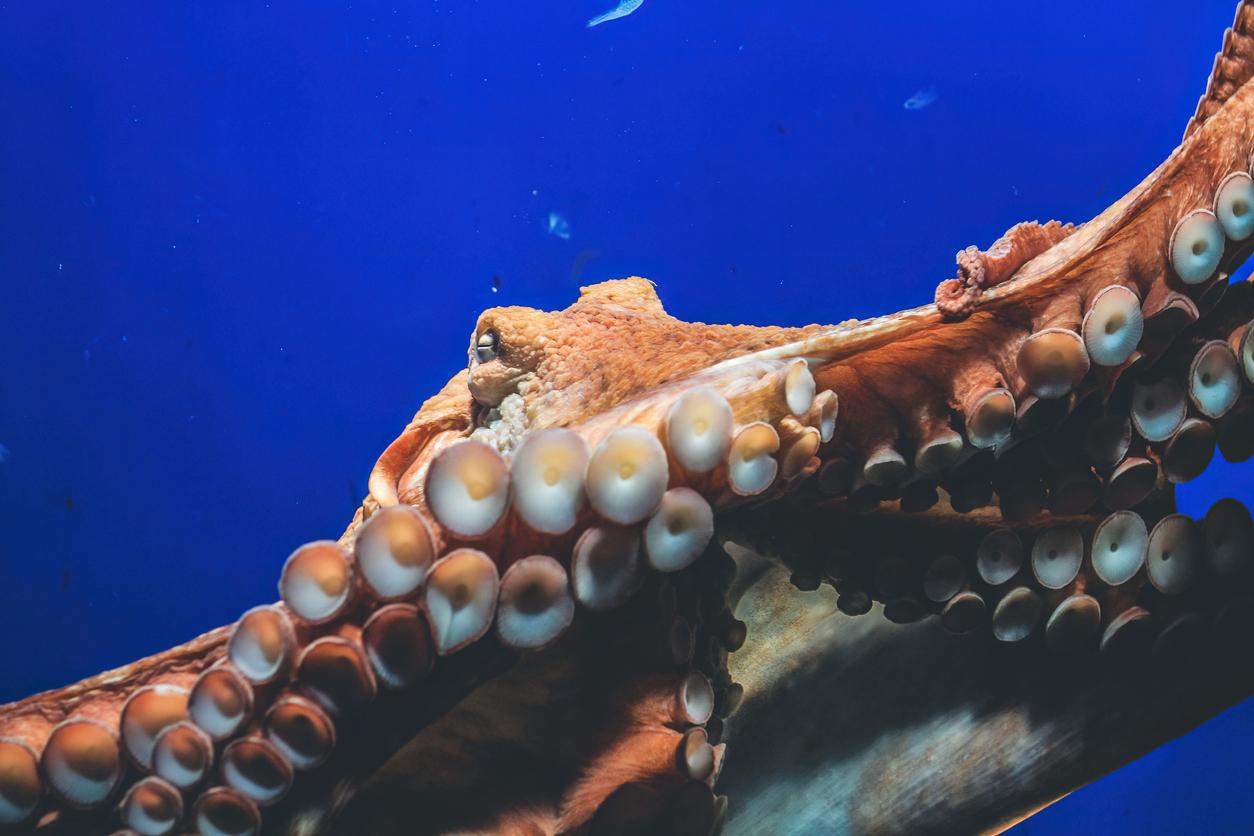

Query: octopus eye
[{"left": 475, "top": 330, "right": 499, "bottom": 363}]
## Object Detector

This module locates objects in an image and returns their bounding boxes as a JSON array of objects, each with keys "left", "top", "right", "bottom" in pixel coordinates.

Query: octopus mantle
[{"left": 8, "top": 5, "right": 1254, "bottom": 835}]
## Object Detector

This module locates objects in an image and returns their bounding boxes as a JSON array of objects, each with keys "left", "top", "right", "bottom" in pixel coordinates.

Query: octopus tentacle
[
  {"left": 936, "top": 220, "right": 1079, "bottom": 321},
  {"left": 10, "top": 5, "right": 1254, "bottom": 834},
  {"left": 1185, "top": 1, "right": 1254, "bottom": 140}
]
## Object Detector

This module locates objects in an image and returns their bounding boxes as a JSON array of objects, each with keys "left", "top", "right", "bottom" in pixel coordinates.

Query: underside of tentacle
[{"left": 9, "top": 5, "right": 1254, "bottom": 835}]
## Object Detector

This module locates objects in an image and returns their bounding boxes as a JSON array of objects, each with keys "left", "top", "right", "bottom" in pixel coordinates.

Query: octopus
[{"left": 7, "top": 5, "right": 1254, "bottom": 835}]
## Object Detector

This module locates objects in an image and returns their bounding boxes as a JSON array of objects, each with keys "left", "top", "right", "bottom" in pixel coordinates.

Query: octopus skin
[{"left": 8, "top": 4, "right": 1254, "bottom": 835}]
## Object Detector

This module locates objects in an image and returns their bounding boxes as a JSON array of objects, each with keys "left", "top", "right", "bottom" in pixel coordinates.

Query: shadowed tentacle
[
  {"left": 11, "top": 6, "right": 1254, "bottom": 833},
  {"left": 8, "top": 270, "right": 1254, "bottom": 832}
]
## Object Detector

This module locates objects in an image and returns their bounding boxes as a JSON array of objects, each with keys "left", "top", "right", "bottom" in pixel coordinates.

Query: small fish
[
  {"left": 903, "top": 86, "right": 938, "bottom": 111},
  {"left": 587, "top": 0, "right": 643, "bottom": 28},
  {"left": 547, "top": 212, "right": 572, "bottom": 240}
]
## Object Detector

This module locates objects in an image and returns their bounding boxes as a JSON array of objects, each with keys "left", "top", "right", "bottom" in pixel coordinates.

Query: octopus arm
[{"left": 11, "top": 5, "right": 1254, "bottom": 835}]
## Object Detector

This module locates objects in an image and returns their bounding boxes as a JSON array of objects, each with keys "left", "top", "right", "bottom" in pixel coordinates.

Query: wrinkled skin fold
[{"left": 8, "top": 4, "right": 1254, "bottom": 834}]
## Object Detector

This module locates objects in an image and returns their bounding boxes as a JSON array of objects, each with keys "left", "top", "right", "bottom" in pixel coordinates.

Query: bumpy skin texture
[
  {"left": 9, "top": 6, "right": 1254, "bottom": 836},
  {"left": 935, "top": 221, "right": 1077, "bottom": 320},
  {"left": 467, "top": 277, "right": 827, "bottom": 422}
]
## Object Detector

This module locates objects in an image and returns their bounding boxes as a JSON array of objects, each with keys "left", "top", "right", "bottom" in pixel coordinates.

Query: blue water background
[{"left": 1, "top": 1, "right": 1252, "bottom": 831}]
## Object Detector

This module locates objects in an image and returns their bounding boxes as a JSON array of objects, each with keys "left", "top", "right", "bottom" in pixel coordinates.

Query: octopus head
[{"left": 466, "top": 305, "right": 557, "bottom": 408}]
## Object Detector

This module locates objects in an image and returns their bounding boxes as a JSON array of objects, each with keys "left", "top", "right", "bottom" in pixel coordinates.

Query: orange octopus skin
[
  {"left": 10, "top": 4, "right": 1254, "bottom": 835},
  {"left": 464, "top": 278, "right": 829, "bottom": 421}
]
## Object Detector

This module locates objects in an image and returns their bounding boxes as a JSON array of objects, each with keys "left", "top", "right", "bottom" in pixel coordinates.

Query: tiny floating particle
[
  {"left": 587, "top": 0, "right": 643, "bottom": 28},
  {"left": 903, "top": 86, "right": 938, "bottom": 111},
  {"left": 547, "top": 212, "right": 572, "bottom": 240}
]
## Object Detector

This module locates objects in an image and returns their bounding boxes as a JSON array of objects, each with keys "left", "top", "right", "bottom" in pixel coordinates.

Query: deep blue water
[{"left": 1, "top": 1, "right": 1252, "bottom": 832}]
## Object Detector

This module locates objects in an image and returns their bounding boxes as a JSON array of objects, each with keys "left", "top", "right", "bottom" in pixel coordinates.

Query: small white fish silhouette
[
  {"left": 547, "top": 212, "right": 572, "bottom": 240},
  {"left": 587, "top": 0, "right": 644, "bottom": 28},
  {"left": 903, "top": 86, "right": 938, "bottom": 111}
]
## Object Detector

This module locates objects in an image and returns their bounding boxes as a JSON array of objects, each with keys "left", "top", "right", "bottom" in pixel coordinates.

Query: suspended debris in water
[
  {"left": 903, "top": 87, "right": 938, "bottom": 111},
  {"left": 587, "top": 0, "right": 643, "bottom": 28},
  {"left": 547, "top": 212, "right": 572, "bottom": 240},
  {"left": 570, "top": 248, "right": 602, "bottom": 281}
]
